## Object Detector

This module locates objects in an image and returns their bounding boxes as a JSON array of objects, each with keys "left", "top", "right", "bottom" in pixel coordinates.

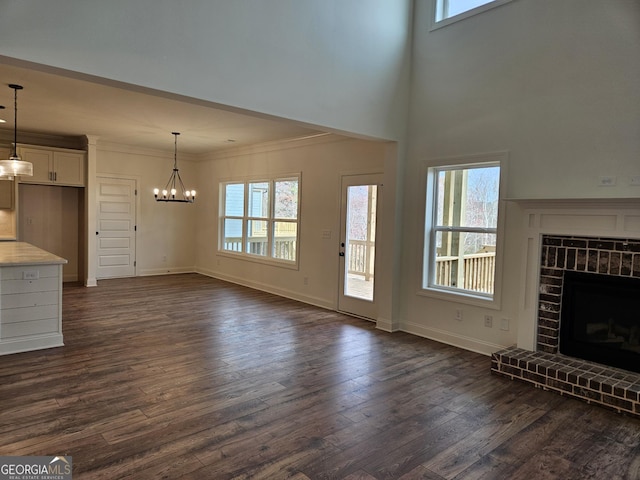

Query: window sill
[
  {"left": 217, "top": 251, "right": 299, "bottom": 270},
  {"left": 418, "top": 286, "right": 500, "bottom": 310},
  {"left": 429, "top": 0, "right": 513, "bottom": 32}
]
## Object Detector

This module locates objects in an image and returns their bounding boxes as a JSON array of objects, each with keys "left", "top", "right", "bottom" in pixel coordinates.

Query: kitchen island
[{"left": 0, "top": 242, "right": 67, "bottom": 355}]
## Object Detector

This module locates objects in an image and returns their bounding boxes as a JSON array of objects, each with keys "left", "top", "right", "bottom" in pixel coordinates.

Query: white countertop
[{"left": 0, "top": 242, "right": 68, "bottom": 266}]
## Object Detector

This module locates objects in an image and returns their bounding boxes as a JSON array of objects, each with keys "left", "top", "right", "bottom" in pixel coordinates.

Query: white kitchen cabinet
[
  {"left": 0, "top": 243, "right": 67, "bottom": 355},
  {"left": 18, "top": 146, "right": 86, "bottom": 186}
]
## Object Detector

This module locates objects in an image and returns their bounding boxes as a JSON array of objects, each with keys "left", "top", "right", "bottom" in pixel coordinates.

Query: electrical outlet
[
  {"left": 501, "top": 318, "right": 510, "bottom": 331},
  {"left": 304, "top": 277, "right": 309, "bottom": 285},
  {"left": 630, "top": 175, "right": 640, "bottom": 186},
  {"left": 23, "top": 270, "right": 39, "bottom": 280},
  {"left": 484, "top": 315, "right": 493, "bottom": 328},
  {"left": 455, "top": 309, "right": 463, "bottom": 321},
  {"left": 598, "top": 176, "right": 617, "bottom": 187}
]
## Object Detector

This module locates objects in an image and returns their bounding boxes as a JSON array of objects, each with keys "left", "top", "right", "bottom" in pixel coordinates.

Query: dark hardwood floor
[{"left": 1, "top": 274, "right": 639, "bottom": 479}]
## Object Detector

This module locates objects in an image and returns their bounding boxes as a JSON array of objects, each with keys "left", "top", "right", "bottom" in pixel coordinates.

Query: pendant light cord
[
  {"left": 174, "top": 132, "right": 179, "bottom": 170},
  {"left": 13, "top": 87, "right": 17, "bottom": 157},
  {"left": 8, "top": 84, "right": 23, "bottom": 158}
]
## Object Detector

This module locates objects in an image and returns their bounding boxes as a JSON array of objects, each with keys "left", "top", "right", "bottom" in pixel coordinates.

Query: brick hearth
[
  {"left": 491, "top": 234, "right": 640, "bottom": 418},
  {"left": 491, "top": 346, "right": 640, "bottom": 417}
]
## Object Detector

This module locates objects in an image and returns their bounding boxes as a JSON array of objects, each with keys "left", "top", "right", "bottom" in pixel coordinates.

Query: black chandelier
[{"left": 153, "top": 132, "right": 195, "bottom": 203}]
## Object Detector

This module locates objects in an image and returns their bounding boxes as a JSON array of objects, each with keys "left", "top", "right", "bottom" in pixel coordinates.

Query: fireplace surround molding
[{"left": 515, "top": 199, "right": 640, "bottom": 352}]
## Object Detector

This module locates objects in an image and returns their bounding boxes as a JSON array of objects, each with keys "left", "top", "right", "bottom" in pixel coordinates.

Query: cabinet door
[
  {"left": 17, "top": 148, "right": 53, "bottom": 184},
  {"left": 0, "top": 147, "right": 13, "bottom": 208},
  {"left": 53, "top": 151, "right": 85, "bottom": 186},
  {"left": 0, "top": 179, "right": 14, "bottom": 209}
]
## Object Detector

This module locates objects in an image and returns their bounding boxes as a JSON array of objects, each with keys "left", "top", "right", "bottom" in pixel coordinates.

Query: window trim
[
  {"left": 219, "top": 173, "right": 301, "bottom": 269},
  {"left": 420, "top": 152, "right": 507, "bottom": 309},
  {"left": 430, "top": 0, "right": 513, "bottom": 31}
]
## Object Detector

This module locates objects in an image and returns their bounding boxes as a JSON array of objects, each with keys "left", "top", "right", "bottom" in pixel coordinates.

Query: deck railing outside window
[
  {"left": 434, "top": 251, "right": 496, "bottom": 293},
  {"left": 224, "top": 236, "right": 297, "bottom": 260}
]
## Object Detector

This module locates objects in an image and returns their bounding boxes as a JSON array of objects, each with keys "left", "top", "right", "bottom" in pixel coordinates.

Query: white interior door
[
  {"left": 96, "top": 177, "right": 136, "bottom": 279},
  {"left": 338, "top": 174, "right": 382, "bottom": 320}
]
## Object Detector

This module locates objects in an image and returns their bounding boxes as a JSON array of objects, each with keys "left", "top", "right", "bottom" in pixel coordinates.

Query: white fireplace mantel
[{"left": 514, "top": 198, "right": 640, "bottom": 351}]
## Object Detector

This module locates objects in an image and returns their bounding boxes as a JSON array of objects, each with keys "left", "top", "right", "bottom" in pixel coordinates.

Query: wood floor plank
[
  {"left": 360, "top": 413, "right": 485, "bottom": 479},
  {"left": 1, "top": 273, "right": 639, "bottom": 479},
  {"left": 421, "top": 403, "right": 547, "bottom": 478},
  {"left": 449, "top": 455, "right": 517, "bottom": 480}
]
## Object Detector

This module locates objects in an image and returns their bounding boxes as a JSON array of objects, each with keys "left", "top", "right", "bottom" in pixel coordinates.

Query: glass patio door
[{"left": 338, "top": 174, "right": 382, "bottom": 320}]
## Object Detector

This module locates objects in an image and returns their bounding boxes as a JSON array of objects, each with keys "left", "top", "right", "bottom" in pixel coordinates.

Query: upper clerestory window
[{"left": 432, "top": 0, "right": 513, "bottom": 29}]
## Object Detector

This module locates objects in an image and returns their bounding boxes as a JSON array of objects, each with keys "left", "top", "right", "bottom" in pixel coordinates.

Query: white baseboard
[
  {"left": 63, "top": 273, "right": 79, "bottom": 283},
  {"left": 0, "top": 334, "right": 64, "bottom": 355},
  {"left": 138, "top": 267, "right": 196, "bottom": 277},
  {"left": 401, "top": 321, "right": 506, "bottom": 356},
  {"left": 376, "top": 317, "right": 400, "bottom": 332},
  {"left": 196, "top": 268, "right": 335, "bottom": 311}
]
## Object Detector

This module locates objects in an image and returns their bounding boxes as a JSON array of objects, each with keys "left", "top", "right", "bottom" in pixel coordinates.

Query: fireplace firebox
[{"left": 560, "top": 271, "right": 640, "bottom": 373}]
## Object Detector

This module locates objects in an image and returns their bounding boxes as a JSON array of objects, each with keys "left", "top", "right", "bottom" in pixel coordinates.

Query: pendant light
[
  {"left": 0, "top": 84, "right": 33, "bottom": 179},
  {"left": 153, "top": 132, "right": 195, "bottom": 203}
]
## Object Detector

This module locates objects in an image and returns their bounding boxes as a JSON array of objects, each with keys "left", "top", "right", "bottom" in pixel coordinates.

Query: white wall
[
  {"left": 0, "top": 0, "right": 412, "bottom": 142},
  {"left": 400, "top": 0, "right": 640, "bottom": 354},
  {"left": 409, "top": 0, "right": 640, "bottom": 199},
  {"left": 96, "top": 143, "right": 198, "bottom": 276},
  {"left": 194, "top": 135, "right": 387, "bottom": 310}
]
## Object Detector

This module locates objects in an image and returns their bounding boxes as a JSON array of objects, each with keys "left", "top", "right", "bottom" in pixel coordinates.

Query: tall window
[
  {"left": 434, "top": 0, "right": 511, "bottom": 26},
  {"left": 220, "top": 176, "right": 299, "bottom": 264},
  {"left": 423, "top": 162, "right": 501, "bottom": 299}
]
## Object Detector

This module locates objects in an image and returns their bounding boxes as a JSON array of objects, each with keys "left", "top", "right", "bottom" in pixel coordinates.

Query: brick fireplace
[
  {"left": 491, "top": 203, "right": 640, "bottom": 417},
  {"left": 537, "top": 234, "right": 640, "bottom": 355}
]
